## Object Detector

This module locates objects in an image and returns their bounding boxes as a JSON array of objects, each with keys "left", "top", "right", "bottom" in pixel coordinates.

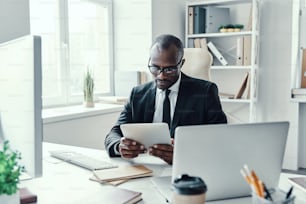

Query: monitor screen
[{"left": 0, "top": 35, "right": 42, "bottom": 178}]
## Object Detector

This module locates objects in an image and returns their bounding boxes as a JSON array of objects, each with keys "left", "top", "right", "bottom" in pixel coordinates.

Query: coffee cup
[{"left": 172, "top": 174, "right": 207, "bottom": 204}]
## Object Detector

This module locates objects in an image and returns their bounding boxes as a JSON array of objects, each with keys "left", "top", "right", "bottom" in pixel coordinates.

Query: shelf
[
  {"left": 187, "top": 0, "right": 251, "bottom": 7},
  {"left": 290, "top": 98, "right": 306, "bottom": 103},
  {"left": 187, "top": 31, "right": 252, "bottom": 38},
  {"left": 220, "top": 98, "right": 251, "bottom": 103},
  {"left": 211, "top": 65, "right": 252, "bottom": 70},
  {"left": 186, "top": 0, "right": 259, "bottom": 122}
]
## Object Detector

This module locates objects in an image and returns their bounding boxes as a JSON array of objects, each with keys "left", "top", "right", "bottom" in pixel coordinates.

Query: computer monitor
[{"left": 0, "top": 35, "right": 43, "bottom": 178}]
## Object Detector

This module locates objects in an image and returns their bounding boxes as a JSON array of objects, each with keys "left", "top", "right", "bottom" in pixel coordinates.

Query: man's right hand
[{"left": 118, "top": 137, "right": 147, "bottom": 159}]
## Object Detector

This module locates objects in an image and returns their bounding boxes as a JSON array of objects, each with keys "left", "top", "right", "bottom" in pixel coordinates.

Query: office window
[{"left": 30, "top": 0, "right": 113, "bottom": 107}]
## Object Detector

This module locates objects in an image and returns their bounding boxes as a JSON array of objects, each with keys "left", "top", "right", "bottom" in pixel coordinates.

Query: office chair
[
  {"left": 181, "top": 48, "right": 238, "bottom": 123},
  {"left": 181, "top": 48, "right": 213, "bottom": 81}
]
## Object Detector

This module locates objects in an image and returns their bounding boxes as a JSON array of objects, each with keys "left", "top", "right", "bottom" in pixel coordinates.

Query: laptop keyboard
[{"left": 49, "top": 150, "right": 118, "bottom": 171}]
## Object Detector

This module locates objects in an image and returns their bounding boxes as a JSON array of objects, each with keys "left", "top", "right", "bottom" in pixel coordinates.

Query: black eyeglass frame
[{"left": 147, "top": 58, "right": 183, "bottom": 75}]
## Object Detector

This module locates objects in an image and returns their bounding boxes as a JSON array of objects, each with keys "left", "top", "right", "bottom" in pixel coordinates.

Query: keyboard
[{"left": 49, "top": 150, "right": 118, "bottom": 171}]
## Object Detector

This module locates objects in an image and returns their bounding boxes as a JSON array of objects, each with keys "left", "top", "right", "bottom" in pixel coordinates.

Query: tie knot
[{"left": 165, "top": 89, "right": 171, "bottom": 97}]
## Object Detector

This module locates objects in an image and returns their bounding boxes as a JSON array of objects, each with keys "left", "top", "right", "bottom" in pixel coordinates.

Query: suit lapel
[
  {"left": 144, "top": 84, "right": 156, "bottom": 122},
  {"left": 171, "top": 73, "right": 189, "bottom": 136}
]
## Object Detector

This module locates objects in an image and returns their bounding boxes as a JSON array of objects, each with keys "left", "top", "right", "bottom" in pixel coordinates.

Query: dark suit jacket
[{"left": 105, "top": 72, "right": 227, "bottom": 156}]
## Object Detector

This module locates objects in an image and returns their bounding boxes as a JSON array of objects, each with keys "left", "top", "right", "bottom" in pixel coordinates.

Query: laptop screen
[{"left": 172, "top": 121, "right": 289, "bottom": 201}]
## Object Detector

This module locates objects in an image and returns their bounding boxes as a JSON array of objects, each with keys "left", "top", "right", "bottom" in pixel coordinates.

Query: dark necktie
[{"left": 162, "top": 89, "right": 171, "bottom": 128}]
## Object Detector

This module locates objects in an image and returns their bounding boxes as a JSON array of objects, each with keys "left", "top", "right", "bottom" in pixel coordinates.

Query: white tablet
[{"left": 120, "top": 123, "right": 171, "bottom": 148}]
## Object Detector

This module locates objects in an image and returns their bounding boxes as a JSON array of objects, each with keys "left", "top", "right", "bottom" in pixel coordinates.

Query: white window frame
[{"left": 30, "top": 0, "right": 114, "bottom": 108}]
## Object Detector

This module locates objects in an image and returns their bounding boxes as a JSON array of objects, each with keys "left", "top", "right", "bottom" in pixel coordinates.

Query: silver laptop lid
[{"left": 172, "top": 121, "right": 289, "bottom": 201}]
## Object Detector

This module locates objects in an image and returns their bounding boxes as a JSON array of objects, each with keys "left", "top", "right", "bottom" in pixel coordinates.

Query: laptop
[{"left": 151, "top": 121, "right": 289, "bottom": 202}]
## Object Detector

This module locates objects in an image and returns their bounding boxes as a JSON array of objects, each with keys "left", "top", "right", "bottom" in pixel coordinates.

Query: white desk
[{"left": 21, "top": 143, "right": 306, "bottom": 204}]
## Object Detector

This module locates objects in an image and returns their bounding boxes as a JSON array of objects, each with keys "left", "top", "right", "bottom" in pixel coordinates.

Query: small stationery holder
[{"left": 252, "top": 188, "right": 295, "bottom": 204}]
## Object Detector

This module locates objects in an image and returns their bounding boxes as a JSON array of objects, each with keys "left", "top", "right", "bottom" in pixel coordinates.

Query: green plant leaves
[
  {"left": 84, "top": 68, "right": 95, "bottom": 102},
  {"left": 0, "top": 141, "right": 22, "bottom": 195}
]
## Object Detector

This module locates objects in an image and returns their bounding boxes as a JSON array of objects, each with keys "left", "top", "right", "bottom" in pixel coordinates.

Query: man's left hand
[{"left": 149, "top": 144, "right": 173, "bottom": 165}]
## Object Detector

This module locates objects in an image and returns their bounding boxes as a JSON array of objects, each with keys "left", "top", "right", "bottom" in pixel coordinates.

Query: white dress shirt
[{"left": 153, "top": 73, "right": 181, "bottom": 123}]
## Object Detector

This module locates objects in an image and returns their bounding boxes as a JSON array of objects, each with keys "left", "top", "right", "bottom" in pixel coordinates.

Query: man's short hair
[{"left": 151, "top": 34, "right": 184, "bottom": 60}]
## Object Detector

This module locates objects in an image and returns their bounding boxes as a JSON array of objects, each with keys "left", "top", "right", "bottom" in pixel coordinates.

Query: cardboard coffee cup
[{"left": 172, "top": 174, "right": 207, "bottom": 204}]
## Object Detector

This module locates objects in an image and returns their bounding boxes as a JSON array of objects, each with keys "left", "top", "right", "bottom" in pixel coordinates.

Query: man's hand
[
  {"left": 119, "top": 137, "right": 146, "bottom": 159},
  {"left": 149, "top": 144, "right": 173, "bottom": 165}
]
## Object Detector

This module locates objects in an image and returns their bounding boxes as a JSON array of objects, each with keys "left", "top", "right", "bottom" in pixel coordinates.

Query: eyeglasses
[{"left": 148, "top": 58, "right": 182, "bottom": 75}]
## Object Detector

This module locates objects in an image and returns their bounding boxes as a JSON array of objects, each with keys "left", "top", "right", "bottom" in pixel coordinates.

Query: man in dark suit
[{"left": 105, "top": 34, "right": 227, "bottom": 164}]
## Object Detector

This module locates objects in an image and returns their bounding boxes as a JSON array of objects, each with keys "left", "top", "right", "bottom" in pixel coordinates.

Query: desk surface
[{"left": 21, "top": 143, "right": 306, "bottom": 204}]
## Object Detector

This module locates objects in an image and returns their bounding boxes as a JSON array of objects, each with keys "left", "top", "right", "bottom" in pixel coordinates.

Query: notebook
[
  {"left": 152, "top": 121, "right": 289, "bottom": 202},
  {"left": 93, "top": 164, "right": 153, "bottom": 182}
]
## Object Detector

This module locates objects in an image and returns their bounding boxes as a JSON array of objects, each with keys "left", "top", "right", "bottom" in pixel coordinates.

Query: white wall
[
  {"left": 257, "top": 0, "right": 299, "bottom": 170},
  {"left": 113, "top": 0, "right": 186, "bottom": 73},
  {"left": 0, "top": 0, "right": 30, "bottom": 43},
  {"left": 113, "top": 0, "right": 152, "bottom": 72},
  {"left": 43, "top": 111, "right": 121, "bottom": 150},
  {"left": 151, "top": 0, "right": 185, "bottom": 43}
]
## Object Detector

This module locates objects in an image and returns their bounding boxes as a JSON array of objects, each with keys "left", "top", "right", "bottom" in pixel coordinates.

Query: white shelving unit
[
  {"left": 291, "top": 0, "right": 306, "bottom": 169},
  {"left": 185, "top": 0, "right": 260, "bottom": 122}
]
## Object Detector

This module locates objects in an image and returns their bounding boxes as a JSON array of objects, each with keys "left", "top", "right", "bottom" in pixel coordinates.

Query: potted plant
[
  {"left": 0, "top": 140, "right": 23, "bottom": 204},
  {"left": 225, "top": 24, "right": 235, "bottom": 32},
  {"left": 234, "top": 24, "right": 244, "bottom": 32},
  {"left": 83, "top": 68, "right": 95, "bottom": 107},
  {"left": 218, "top": 25, "right": 227, "bottom": 33}
]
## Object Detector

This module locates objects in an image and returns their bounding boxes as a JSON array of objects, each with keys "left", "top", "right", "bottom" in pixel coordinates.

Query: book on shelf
[
  {"left": 193, "top": 38, "right": 209, "bottom": 49},
  {"left": 193, "top": 38, "right": 201, "bottom": 48},
  {"left": 200, "top": 38, "right": 208, "bottom": 49},
  {"left": 242, "top": 72, "right": 251, "bottom": 99},
  {"left": 236, "top": 37, "right": 244, "bottom": 65},
  {"left": 243, "top": 36, "right": 252, "bottom": 66},
  {"left": 292, "top": 88, "right": 306, "bottom": 95},
  {"left": 246, "top": 4, "right": 253, "bottom": 31},
  {"left": 188, "top": 6, "right": 230, "bottom": 34},
  {"left": 288, "top": 177, "right": 306, "bottom": 193},
  {"left": 301, "top": 49, "right": 306, "bottom": 88},
  {"left": 205, "top": 6, "right": 230, "bottom": 33},
  {"left": 219, "top": 92, "right": 235, "bottom": 99},
  {"left": 193, "top": 6, "right": 206, "bottom": 34},
  {"left": 207, "top": 41, "right": 228, "bottom": 66},
  {"left": 234, "top": 72, "right": 249, "bottom": 99},
  {"left": 188, "top": 6, "right": 194, "bottom": 34},
  {"left": 93, "top": 164, "right": 153, "bottom": 183}
]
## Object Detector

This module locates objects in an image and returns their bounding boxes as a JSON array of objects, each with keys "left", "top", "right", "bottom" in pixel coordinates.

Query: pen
[
  {"left": 243, "top": 164, "right": 251, "bottom": 176},
  {"left": 286, "top": 186, "right": 293, "bottom": 199},
  {"left": 258, "top": 180, "right": 265, "bottom": 198},
  {"left": 263, "top": 183, "right": 273, "bottom": 201},
  {"left": 251, "top": 170, "right": 264, "bottom": 197},
  {"left": 240, "top": 169, "right": 252, "bottom": 184}
]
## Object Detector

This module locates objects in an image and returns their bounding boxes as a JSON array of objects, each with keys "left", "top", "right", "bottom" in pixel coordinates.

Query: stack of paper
[{"left": 92, "top": 164, "right": 153, "bottom": 184}]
